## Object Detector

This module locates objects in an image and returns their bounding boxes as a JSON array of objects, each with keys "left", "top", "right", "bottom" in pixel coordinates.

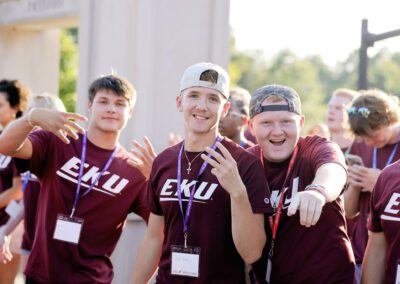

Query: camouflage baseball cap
[{"left": 250, "top": 84, "right": 302, "bottom": 118}]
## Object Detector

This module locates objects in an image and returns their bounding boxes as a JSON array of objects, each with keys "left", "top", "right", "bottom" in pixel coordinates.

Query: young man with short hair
[
  {"left": 130, "top": 62, "right": 271, "bottom": 283},
  {"left": 248, "top": 84, "right": 355, "bottom": 283},
  {"left": 0, "top": 74, "right": 149, "bottom": 283}
]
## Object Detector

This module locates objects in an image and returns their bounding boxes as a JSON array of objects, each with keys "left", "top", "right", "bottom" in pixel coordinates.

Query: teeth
[{"left": 193, "top": 114, "right": 208, "bottom": 120}]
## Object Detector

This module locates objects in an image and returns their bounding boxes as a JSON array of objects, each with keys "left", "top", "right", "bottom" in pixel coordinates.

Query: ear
[
  {"left": 299, "top": 115, "right": 305, "bottom": 128},
  {"left": 221, "top": 101, "right": 230, "bottom": 118},
  {"left": 128, "top": 106, "right": 134, "bottom": 118},
  {"left": 241, "top": 116, "right": 249, "bottom": 127},
  {"left": 88, "top": 100, "right": 93, "bottom": 113},
  {"left": 176, "top": 95, "right": 183, "bottom": 112},
  {"left": 249, "top": 119, "right": 254, "bottom": 133}
]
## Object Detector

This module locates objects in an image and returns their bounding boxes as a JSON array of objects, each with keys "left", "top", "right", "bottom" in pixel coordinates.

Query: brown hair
[
  {"left": 88, "top": 74, "right": 136, "bottom": 107},
  {"left": 348, "top": 89, "right": 400, "bottom": 137}
]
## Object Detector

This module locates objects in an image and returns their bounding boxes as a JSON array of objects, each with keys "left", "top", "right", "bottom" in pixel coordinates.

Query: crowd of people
[{"left": 0, "top": 62, "right": 398, "bottom": 284}]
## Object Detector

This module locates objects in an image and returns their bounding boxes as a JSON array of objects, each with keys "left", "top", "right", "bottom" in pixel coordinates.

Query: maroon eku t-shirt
[
  {"left": 249, "top": 136, "right": 355, "bottom": 284},
  {"left": 20, "top": 171, "right": 41, "bottom": 251},
  {"left": 0, "top": 153, "right": 19, "bottom": 226},
  {"left": 148, "top": 138, "right": 272, "bottom": 283},
  {"left": 349, "top": 140, "right": 400, "bottom": 263},
  {"left": 368, "top": 160, "right": 400, "bottom": 284},
  {"left": 15, "top": 131, "right": 149, "bottom": 284}
]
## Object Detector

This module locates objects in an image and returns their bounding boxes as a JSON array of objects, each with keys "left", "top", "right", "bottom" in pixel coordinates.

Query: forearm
[
  {"left": 130, "top": 237, "right": 163, "bottom": 284},
  {"left": 361, "top": 232, "right": 386, "bottom": 284},
  {"left": 231, "top": 185, "right": 266, "bottom": 264},
  {"left": 130, "top": 213, "right": 164, "bottom": 284},
  {"left": 0, "top": 115, "right": 33, "bottom": 156},
  {"left": 343, "top": 186, "right": 361, "bottom": 218},
  {"left": 0, "top": 186, "right": 23, "bottom": 208},
  {"left": 312, "top": 163, "right": 347, "bottom": 202},
  {"left": 0, "top": 206, "right": 24, "bottom": 236}
]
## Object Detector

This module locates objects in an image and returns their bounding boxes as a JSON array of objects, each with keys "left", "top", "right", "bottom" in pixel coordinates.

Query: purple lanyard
[
  {"left": 176, "top": 136, "right": 221, "bottom": 246},
  {"left": 21, "top": 171, "right": 31, "bottom": 193},
  {"left": 372, "top": 142, "right": 399, "bottom": 169},
  {"left": 70, "top": 132, "right": 117, "bottom": 217}
]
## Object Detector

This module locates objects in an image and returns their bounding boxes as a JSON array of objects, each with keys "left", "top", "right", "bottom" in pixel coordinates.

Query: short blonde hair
[{"left": 29, "top": 93, "right": 66, "bottom": 112}]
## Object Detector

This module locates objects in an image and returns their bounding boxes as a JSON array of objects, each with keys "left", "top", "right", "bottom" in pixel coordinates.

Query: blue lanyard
[
  {"left": 176, "top": 136, "right": 221, "bottom": 246},
  {"left": 71, "top": 132, "right": 117, "bottom": 217},
  {"left": 372, "top": 142, "right": 399, "bottom": 169},
  {"left": 21, "top": 171, "right": 31, "bottom": 193}
]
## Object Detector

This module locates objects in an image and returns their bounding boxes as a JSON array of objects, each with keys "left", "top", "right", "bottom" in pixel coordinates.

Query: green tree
[{"left": 59, "top": 28, "right": 78, "bottom": 112}]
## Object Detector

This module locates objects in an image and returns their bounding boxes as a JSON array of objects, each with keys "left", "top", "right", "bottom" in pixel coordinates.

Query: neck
[
  {"left": 184, "top": 129, "right": 219, "bottom": 151},
  {"left": 231, "top": 131, "right": 247, "bottom": 146},
  {"left": 87, "top": 124, "right": 119, "bottom": 150},
  {"left": 330, "top": 131, "right": 353, "bottom": 149}
]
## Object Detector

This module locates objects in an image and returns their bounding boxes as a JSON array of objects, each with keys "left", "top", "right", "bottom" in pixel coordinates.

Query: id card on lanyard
[
  {"left": 260, "top": 146, "right": 299, "bottom": 283},
  {"left": 53, "top": 132, "right": 117, "bottom": 245},
  {"left": 170, "top": 137, "right": 220, "bottom": 278}
]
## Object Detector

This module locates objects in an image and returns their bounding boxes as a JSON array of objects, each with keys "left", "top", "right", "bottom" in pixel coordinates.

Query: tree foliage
[
  {"left": 59, "top": 28, "right": 78, "bottom": 112},
  {"left": 230, "top": 34, "right": 400, "bottom": 132}
]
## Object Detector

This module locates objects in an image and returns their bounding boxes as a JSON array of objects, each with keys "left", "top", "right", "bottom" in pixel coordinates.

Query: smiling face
[
  {"left": 250, "top": 97, "right": 304, "bottom": 162},
  {"left": 88, "top": 89, "right": 133, "bottom": 133},
  {"left": 176, "top": 87, "right": 230, "bottom": 137}
]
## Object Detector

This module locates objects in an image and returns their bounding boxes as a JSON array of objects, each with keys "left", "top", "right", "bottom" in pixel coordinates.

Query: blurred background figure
[
  {"left": 219, "top": 87, "right": 255, "bottom": 148},
  {"left": 327, "top": 88, "right": 360, "bottom": 153},
  {"left": 0, "top": 79, "right": 30, "bottom": 284},
  {"left": 307, "top": 122, "right": 330, "bottom": 138}
]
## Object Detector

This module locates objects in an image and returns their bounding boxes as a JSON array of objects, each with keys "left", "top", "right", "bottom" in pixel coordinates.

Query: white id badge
[
  {"left": 53, "top": 214, "right": 84, "bottom": 244},
  {"left": 171, "top": 245, "right": 200, "bottom": 278},
  {"left": 5, "top": 200, "right": 23, "bottom": 219},
  {"left": 395, "top": 260, "right": 400, "bottom": 284},
  {"left": 265, "top": 255, "right": 272, "bottom": 283}
]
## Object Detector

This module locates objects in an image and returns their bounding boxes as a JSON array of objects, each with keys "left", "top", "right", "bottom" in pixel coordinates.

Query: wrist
[
  {"left": 230, "top": 184, "right": 247, "bottom": 200},
  {"left": 305, "top": 184, "right": 329, "bottom": 202}
]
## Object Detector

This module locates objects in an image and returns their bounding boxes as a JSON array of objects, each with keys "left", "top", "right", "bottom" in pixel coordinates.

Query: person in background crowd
[
  {"left": 345, "top": 89, "right": 400, "bottom": 283},
  {"left": 0, "top": 93, "right": 66, "bottom": 271},
  {"left": 248, "top": 84, "right": 354, "bottom": 283},
  {"left": 0, "top": 79, "right": 30, "bottom": 283},
  {"left": 326, "top": 88, "right": 360, "bottom": 243},
  {"left": 219, "top": 87, "right": 255, "bottom": 148},
  {"left": 307, "top": 122, "right": 330, "bottom": 138}
]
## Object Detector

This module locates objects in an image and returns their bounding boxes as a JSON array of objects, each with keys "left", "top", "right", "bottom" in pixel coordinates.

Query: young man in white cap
[
  {"left": 0, "top": 74, "right": 149, "bottom": 283},
  {"left": 130, "top": 62, "right": 271, "bottom": 283},
  {"left": 248, "top": 84, "right": 355, "bottom": 283}
]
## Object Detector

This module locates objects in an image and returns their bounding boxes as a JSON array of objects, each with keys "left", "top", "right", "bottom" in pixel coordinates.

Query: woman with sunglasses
[{"left": 345, "top": 89, "right": 400, "bottom": 283}]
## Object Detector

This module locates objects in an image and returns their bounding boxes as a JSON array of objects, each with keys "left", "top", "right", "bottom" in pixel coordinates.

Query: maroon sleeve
[
  {"left": 239, "top": 155, "right": 273, "bottom": 214},
  {"left": 368, "top": 175, "right": 384, "bottom": 233},
  {"left": 15, "top": 130, "right": 53, "bottom": 179},
  {"left": 12, "top": 163, "right": 20, "bottom": 178},
  {"left": 129, "top": 178, "right": 150, "bottom": 222},
  {"left": 307, "top": 137, "right": 347, "bottom": 174},
  {"left": 147, "top": 160, "right": 163, "bottom": 216}
]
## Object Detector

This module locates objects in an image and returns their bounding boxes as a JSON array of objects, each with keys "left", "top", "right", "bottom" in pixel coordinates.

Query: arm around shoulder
[{"left": 130, "top": 213, "right": 164, "bottom": 284}]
